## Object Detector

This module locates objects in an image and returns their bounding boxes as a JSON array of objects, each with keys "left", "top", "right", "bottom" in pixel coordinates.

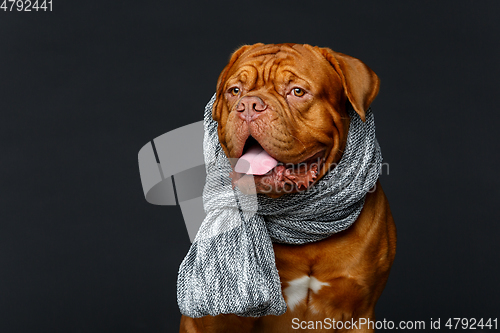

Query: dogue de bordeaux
[{"left": 180, "top": 43, "right": 396, "bottom": 333}]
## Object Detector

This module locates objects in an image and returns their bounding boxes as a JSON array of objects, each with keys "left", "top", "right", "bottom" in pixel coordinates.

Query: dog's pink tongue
[{"left": 234, "top": 144, "right": 278, "bottom": 175}]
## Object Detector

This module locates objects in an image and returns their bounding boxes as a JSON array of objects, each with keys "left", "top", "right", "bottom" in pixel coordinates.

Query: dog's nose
[{"left": 236, "top": 96, "right": 267, "bottom": 121}]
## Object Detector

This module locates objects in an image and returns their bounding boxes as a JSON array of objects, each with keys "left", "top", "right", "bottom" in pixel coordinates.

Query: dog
[{"left": 179, "top": 43, "right": 396, "bottom": 333}]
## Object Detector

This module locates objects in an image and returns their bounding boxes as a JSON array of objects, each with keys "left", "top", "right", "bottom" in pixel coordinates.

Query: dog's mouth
[{"left": 229, "top": 136, "right": 324, "bottom": 193}]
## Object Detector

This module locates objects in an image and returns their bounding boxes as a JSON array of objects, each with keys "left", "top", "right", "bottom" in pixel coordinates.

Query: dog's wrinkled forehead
[
  {"left": 215, "top": 43, "right": 380, "bottom": 124},
  {"left": 224, "top": 44, "right": 336, "bottom": 94}
]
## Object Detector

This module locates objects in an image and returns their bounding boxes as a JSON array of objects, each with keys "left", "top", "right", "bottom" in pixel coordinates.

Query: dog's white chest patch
[{"left": 283, "top": 275, "right": 330, "bottom": 311}]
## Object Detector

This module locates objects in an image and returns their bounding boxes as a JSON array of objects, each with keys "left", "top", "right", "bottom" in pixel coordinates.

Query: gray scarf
[{"left": 177, "top": 94, "right": 382, "bottom": 318}]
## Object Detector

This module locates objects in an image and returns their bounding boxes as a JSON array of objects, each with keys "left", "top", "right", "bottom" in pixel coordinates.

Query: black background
[{"left": 1, "top": 1, "right": 499, "bottom": 332}]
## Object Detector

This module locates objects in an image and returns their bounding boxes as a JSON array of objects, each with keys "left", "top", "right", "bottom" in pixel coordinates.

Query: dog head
[{"left": 213, "top": 43, "right": 379, "bottom": 197}]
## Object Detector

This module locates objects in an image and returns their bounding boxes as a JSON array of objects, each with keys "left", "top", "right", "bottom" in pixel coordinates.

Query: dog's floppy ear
[
  {"left": 316, "top": 47, "right": 380, "bottom": 122},
  {"left": 213, "top": 43, "right": 264, "bottom": 122}
]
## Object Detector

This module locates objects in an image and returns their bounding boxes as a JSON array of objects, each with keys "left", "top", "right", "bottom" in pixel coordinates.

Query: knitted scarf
[{"left": 177, "top": 94, "right": 382, "bottom": 318}]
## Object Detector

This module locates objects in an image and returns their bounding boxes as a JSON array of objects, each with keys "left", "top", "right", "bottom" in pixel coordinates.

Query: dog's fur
[{"left": 180, "top": 43, "right": 396, "bottom": 333}]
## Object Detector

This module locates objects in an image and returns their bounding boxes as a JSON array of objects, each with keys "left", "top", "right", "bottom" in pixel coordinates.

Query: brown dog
[{"left": 180, "top": 43, "right": 396, "bottom": 333}]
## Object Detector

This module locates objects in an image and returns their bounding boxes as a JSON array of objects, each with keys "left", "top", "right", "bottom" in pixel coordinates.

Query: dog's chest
[
  {"left": 272, "top": 241, "right": 344, "bottom": 317},
  {"left": 270, "top": 233, "right": 369, "bottom": 321},
  {"left": 282, "top": 275, "right": 331, "bottom": 313}
]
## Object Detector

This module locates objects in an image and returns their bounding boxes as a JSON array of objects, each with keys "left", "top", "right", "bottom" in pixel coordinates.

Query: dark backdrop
[{"left": 1, "top": 1, "right": 499, "bottom": 332}]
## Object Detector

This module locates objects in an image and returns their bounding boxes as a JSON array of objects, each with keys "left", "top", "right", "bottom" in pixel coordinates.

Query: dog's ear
[
  {"left": 316, "top": 47, "right": 380, "bottom": 122},
  {"left": 213, "top": 43, "right": 264, "bottom": 122}
]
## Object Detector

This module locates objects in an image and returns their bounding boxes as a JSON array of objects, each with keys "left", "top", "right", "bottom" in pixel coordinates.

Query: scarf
[{"left": 177, "top": 94, "right": 382, "bottom": 318}]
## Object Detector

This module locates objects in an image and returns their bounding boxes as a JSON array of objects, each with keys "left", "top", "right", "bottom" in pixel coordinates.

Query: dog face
[{"left": 213, "top": 43, "right": 379, "bottom": 197}]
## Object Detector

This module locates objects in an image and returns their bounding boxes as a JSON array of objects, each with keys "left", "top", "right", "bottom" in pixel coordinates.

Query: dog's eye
[
  {"left": 230, "top": 87, "right": 240, "bottom": 96},
  {"left": 292, "top": 88, "right": 305, "bottom": 97}
]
